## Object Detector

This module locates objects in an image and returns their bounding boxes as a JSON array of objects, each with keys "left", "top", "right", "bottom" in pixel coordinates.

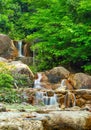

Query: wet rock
[
  {"left": 82, "top": 93, "right": 91, "bottom": 100},
  {"left": 81, "top": 104, "right": 91, "bottom": 112},
  {"left": 76, "top": 98, "right": 86, "bottom": 107},
  {"left": 0, "top": 34, "right": 18, "bottom": 59},
  {"left": 47, "top": 91, "right": 54, "bottom": 97},
  {"left": 64, "top": 91, "right": 76, "bottom": 108},
  {"left": 56, "top": 79, "right": 74, "bottom": 91},
  {"left": 58, "top": 95, "right": 65, "bottom": 106}
]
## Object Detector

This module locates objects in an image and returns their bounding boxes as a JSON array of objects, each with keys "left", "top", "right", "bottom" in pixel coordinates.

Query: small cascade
[
  {"left": 36, "top": 91, "right": 44, "bottom": 99},
  {"left": 35, "top": 91, "right": 58, "bottom": 106},
  {"left": 18, "top": 40, "right": 23, "bottom": 57},
  {"left": 73, "top": 93, "right": 76, "bottom": 106},
  {"left": 35, "top": 91, "right": 44, "bottom": 104},
  {"left": 60, "top": 79, "right": 67, "bottom": 89},
  {"left": 56, "top": 79, "right": 67, "bottom": 91},
  {"left": 34, "top": 73, "right": 58, "bottom": 106},
  {"left": 61, "top": 79, "right": 66, "bottom": 87},
  {"left": 64, "top": 91, "right": 76, "bottom": 108},
  {"left": 49, "top": 94, "right": 57, "bottom": 105},
  {"left": 34, "top": 73, "right": 42, "bottom": 89},
  {"left": 43, "top": 96, "right": 49, "bottom": 105}
]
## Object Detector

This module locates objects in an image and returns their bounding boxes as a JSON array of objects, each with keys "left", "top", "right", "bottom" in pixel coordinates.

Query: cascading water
[
  {"left": 34, "top": 73, "right": 58, "bottom": 106},
  {"left": 35, "top": 91, "right": 44, "bottom": 104},
  {"left": 56, "top": 79, "right": 67, "bottom": 91},
  {"left": 72, "top": 93, "right": 76, "bottom": 106},
  {"left": 49, "top": 94, "right": 57, "bottom": 105},
  {"left": 60, "top": 79, "right": 67, "bottom": 89},
  {"left": 18, "top": 40, "right": 23, "bottom": 57},
  {"left": 34, "top": 73, "right": 42, "bottom": 89},
  {"left": 36, "top": 91, "right": 44, "bottom": 99},
  {"left": 35, "top": 91, "right": 58, "bottom": 105},
  {"left": 64, "top": 91, "right": 76, "bottom": 108},
  {"left": 43, "top": 96, "right": 49, "bottom": 105}
]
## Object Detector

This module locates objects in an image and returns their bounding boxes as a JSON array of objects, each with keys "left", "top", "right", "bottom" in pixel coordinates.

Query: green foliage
[
  {"left": 82, "top": 65, "right": 91, "bottom": 74},
  {"left": 1, "top": 0, "right": 91, "bottom": 73},
  {"left": 0, "top": 73, "right": 14, "bottom": 89},
  {"left": 0, "top": 62, "right": 11, "bottom": 74},
  {"left": 0, "top": 89, "right": 22, "bottom": 103},
  {"left": 13, "top": 74, "right": 33, "bottom": 88},
  {"left": 0, "top": 62, "right": 22, "bottom": 103},
  {"left": 0, "top": 62, "right": 14, "bottom": 88}
]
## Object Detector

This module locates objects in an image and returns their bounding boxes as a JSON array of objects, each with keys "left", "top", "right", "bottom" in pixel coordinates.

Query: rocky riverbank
[{"left": 0, "top": 105, "right": 90, "bottom": 130}]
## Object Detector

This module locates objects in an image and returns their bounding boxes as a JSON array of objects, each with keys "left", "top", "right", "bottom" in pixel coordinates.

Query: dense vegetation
[
  {"left": 0, "top": 62, "right": 21, "bottom": 103},
  {"left": 0, "top": 0, "right": 91, "bottom": 73}
]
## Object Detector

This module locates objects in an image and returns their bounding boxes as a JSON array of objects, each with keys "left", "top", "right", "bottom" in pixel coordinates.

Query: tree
[{"left": 0, "top": 0, "right": 91, "bottom": 73}]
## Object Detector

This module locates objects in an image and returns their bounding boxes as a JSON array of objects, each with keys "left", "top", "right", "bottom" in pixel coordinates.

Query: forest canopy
[{"left": 0, "top": 0, "right": 91, "bottom": 73}]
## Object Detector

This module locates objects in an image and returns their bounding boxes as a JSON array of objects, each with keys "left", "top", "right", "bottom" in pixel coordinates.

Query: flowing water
[
  {"left": 56, "top": 79, "right": 67, "bottom": 91},
  {"left": 34, "top": 73, "right": 58, "bottom": 105},
  {"left": 49, "top": 94, "right": 57, "bottom": 105},
  {"left": 64, "top": 91, "right": 76, "bottom": 107},
  {"left": 34, "top": 73, "right": 42, "bottom": 89},
  {"left": 18, "top": 40, "right": 23, "bottom": 57},
  {"left": 34, "top": 74, "right": 58, "bottom": 105},
  {"left": 35, "top": 91, "right": 58, "bottom": 105},
  {"left": 60, "top": 79, "right": 67, "bottom": 89}
]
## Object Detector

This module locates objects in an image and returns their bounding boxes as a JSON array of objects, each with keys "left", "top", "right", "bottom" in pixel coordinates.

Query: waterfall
[
  {"left": 36, "top": 91, "right": 44, "bottom": 99},
  {"left": 35, "top": 91, "right": 58, "bottom": 105},
  {"left": 34, "top": 73, "right": 42, "bottom": 89},
  {"left": 56, "top": 79, "right": 67, "bottom": 91},
  {"left": 73, "top": 93, "right": 76, "bottom": 106},
  {"left": 64, "top": 91, "right": 76, "bottom": 108},
  {"left": 61, "top": 79, "right": 66, "bottom": 87},
  {"left": 18, "top": 40, "right": 23, "bottom": 57},
  {"left": 34, "top": 73, "right": 58, "bottom": 105},
  {"left": 43, "top": 96, "right": 49, "bottom": 105},
  {"left": 35, "top": 91, "right": 44, "bottom": 104},
  {"left": 60, "top": 79, "right": 67, "bottom": 89},
  {"left": 49, "top": 94, "right": 57, "bottom": 105}
]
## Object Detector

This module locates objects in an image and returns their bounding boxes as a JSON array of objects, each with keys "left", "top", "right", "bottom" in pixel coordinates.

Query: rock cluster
[
  {"left": 0, "top": 33, "right": 91, "bottom": 130},
  {"left": 0, "top": 111, "right": 90, "bottom": 130},
  {"left": 35, "top": 67, "right": 91, "bottom": 90}
]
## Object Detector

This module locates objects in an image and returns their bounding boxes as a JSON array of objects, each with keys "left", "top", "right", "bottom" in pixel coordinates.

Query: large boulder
[
  {"left": 68, "top": 73, "right": 91, "bottom": 89},
  {"left": 9, "top": 61, "right": 34, "bottom": 79},
  {"left": 45, "top": 66, "right": 70, "bottom": 84},
  {"left": 0, "top": 57, "right": 34, "bottom": 87},
  {"left": 8, "top": 61, "right": 34, "bottom": 87},
  {"left": 41, "top": 111, "right": 91, "bottom": 130},
  {"left": 0, "top": 34, "right": 18, "bottom": 59}
]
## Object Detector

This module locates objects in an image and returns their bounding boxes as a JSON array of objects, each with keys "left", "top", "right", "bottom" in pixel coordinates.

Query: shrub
[
  {"left": 0, "top": 73, "right": 14, "bottom": 89},
  {"left": 0, "top": 89, "right": 22, "bottom": 103}
]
